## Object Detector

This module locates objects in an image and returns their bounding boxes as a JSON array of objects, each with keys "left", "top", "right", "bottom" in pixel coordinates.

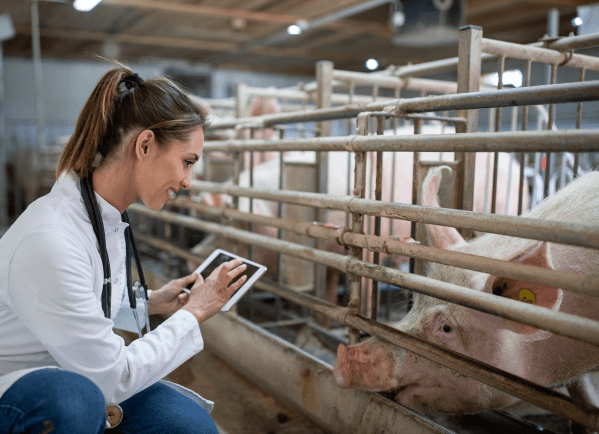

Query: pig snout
[{"left": 333, "top": 342, "right": 399, "bottom": 392}]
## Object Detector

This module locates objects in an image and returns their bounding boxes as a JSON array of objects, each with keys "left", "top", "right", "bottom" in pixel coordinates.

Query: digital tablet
[{"left": 183, "top": 249, "right": 267, "bottom": 311}]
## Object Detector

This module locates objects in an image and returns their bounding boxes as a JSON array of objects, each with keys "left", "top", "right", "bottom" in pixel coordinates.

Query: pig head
[{"left": 334, "top": 167, "right": 599, "bottom": 415}]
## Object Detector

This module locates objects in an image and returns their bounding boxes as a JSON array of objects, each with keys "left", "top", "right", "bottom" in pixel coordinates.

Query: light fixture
[
  {"left": 73, "top": 0, "right": 102, "bottom": 12},
  {"left": 484, "top": 70, "right": 523, "bottom": 88},
  {"left": 287, "top": 25, "right": 302, "bottom": 35},
  {"left": 287, "top": 20, "right": 308, "bottom": 36},
  {"left": 572, "top": 16, "right": 583, "bottom": 27},
  {"left": 365, "top": 58, "right": 379, "bottom": 70}
]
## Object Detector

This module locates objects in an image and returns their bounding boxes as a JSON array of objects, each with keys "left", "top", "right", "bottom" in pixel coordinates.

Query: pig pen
[{"left": 128, "top": 28, "right": 599, "bottom": 434}]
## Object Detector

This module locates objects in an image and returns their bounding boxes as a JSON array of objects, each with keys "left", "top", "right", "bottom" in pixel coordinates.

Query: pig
[{"left": 333, "top": 167, "right": 599, "bottom": 417}]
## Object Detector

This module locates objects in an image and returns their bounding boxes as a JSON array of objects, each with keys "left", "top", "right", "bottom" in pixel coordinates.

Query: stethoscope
[{"left": 80, "top": 174, "right": 151, "bottom": 338}]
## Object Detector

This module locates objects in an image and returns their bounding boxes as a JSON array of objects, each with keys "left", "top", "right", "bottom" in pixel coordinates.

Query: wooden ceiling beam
[
  {"left": 15, "top": 26, "right": 370, "bottom": 63},
  {"left": 16, "top": 27, "right": 238, "bottom": 52},
  {"left": 97, "top": 0, "right": 391, "bottom": 36}
]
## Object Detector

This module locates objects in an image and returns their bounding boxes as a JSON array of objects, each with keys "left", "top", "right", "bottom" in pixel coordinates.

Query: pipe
[
  {"left": 208, "top": 81, "right": 599, "bottom": 129},
  {"left": 125, "top": 209, "right": 599, "bottom": 353},
  {"left": 31, "top": 0, "right": 45, "bottom": 149},
  {"left": 171, "top": 199, "right": 599, "bottom": 297}
]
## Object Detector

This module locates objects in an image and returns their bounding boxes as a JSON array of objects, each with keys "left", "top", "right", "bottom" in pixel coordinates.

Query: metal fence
[{"left": 129, "top": 27, "right": 599, "bottom": 433}]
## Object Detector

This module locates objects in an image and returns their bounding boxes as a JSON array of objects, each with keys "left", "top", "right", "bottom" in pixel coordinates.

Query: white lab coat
[{"left": 0, "top": 171, "right": 212, "bottom": 411}]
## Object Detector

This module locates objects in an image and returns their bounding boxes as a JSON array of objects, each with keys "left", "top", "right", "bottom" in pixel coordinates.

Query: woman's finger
[
  {"left": 227, "top": 274, "right": 247, "bottom": 294},
  {"left": 226, "top": 263, "right": 247, "bottom": 280}
]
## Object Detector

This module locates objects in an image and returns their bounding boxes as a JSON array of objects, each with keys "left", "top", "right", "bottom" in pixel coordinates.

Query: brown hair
[{"left": 56, "top": 60, "right": 207, "bottom": 180}]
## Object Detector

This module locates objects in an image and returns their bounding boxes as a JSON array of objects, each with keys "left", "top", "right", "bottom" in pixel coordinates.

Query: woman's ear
[{"left": 134, "top": 130, "right": 156, "bottom": 160}]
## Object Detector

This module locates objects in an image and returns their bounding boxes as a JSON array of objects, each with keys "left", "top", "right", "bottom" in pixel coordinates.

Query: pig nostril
[{"left": 442, "top": 324, "right": 453, "bottom": 333}]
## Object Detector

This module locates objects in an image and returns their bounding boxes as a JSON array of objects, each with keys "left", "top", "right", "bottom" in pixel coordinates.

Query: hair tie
[{"left": 121, "top": 73, "right": 144, "bottom": 90}]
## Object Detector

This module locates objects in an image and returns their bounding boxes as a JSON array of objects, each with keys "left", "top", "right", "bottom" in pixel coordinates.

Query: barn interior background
[{"left": 1, "top": 1, "right": 599, "bottom": 433}]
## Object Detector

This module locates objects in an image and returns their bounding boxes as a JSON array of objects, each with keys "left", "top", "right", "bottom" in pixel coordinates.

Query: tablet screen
[
  {"left": 186, "top": 252, "right": 261, "bottom": 293},
  {"left": 199, "top": 253, "right": 260, "bottom": 293}
]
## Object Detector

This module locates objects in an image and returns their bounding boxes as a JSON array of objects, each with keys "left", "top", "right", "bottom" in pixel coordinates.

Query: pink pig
[{"left": 333, "top": 167, "right": 599, "bottom": 415}]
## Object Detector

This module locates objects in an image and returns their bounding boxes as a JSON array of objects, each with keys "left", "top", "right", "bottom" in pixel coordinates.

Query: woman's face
[{"left": 137, "top": 127, "right": 204, "bottom": 210}]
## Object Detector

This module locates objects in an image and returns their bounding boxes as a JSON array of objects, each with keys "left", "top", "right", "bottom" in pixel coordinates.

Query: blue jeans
[{"left": 0, "top": 369, "right": 218, "bottom": 434}]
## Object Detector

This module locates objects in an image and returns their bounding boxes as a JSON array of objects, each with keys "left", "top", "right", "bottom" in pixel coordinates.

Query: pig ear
[
  {"left": 421, "top": 165, "right": 466, "bottom": 249},
  {"left": 484, "top": 242, "right": 563, "bottom": 335}
]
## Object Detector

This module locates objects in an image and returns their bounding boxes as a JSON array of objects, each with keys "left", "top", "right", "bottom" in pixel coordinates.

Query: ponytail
[{"left": 56, "top": 59, "right": 207, "bottom": 180}]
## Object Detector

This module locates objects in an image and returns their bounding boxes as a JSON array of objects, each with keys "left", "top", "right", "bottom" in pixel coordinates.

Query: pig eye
[{"left": 442, "top": 324, "right": 453, "bottom": 333}]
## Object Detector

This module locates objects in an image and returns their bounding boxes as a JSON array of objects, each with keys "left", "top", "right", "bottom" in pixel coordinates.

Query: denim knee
[{"left": 31, "top": 370, "right": 106, "bottom": 433}]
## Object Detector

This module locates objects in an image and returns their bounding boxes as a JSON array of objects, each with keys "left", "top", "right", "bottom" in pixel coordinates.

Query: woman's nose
[{"left": 181, "top": 171, "right": 192, "bottom": 190}]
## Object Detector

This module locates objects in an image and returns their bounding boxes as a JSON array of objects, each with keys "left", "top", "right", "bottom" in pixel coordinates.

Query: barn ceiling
[{"left": 0, "top": 0, "right": 596, "bottom": 75}]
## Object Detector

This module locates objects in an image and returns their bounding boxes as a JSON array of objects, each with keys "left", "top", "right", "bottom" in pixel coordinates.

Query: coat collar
[{"left": 53, "top": 171, "right": 128, "bottom": 229}]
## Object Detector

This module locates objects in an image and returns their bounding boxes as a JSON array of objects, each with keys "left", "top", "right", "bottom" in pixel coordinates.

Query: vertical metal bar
[
  {"left": 409, "top": 118, "right": 421, "bottom": 276},
  {"left": 0, "top": 43, "right": 6, "bottom": 227},
  {"left": 31, "top": 0, "right": 45, "bottom": 149},
  {"left": 275, "top": 139, "right": 284, "bottom": 321},
  {"left": 368, "top": 117, "right": 384, "bottom": 321},
  {"left": 315, "top": 61, "right": 333, "bottom": 312},
  {"left": 491, "top": 55, "right": 505, "bottom": 215},
  {"left": 544, "top": 63, "right": 558, "bottom": 198},
  {"left": 350, "top": 113, "right": 369, "bottom": 345},
  {"left": 518, "top": 59, "right": 532, "bottom": 215},
  {"left": 456, "top": 25, "right": 482, "bottom": 230},
  {"left": 545, "top": 8, "right": 559, "bottom": 87},
  {"left": 574, "top": 68, "right": 585, "bottom": 178}
]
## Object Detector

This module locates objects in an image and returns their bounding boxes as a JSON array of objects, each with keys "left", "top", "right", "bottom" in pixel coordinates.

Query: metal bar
[
  {"left": 202, "top": 129, "right": 599, "bottom": 155},
  {"left": 574, "top": 68, "right": 586, "bottom": 178},
  {"left": 333, "top": 69, "right": 403, "bottom": 88},
  {"left": 208, "top": 81, "right": 599, "bottom": 129},
  {"left": 189, "top": 178, "right": 599, "bottom": 250},
  {"left": 146, "top": 230, "right": 599, "bottom": 433},
  {"left": 545, "top": 32, "right": 599, "bottom": 51},
  {"left": 126, "top": 214, "right": 599, "bottom": 352},
  {"left": 481, "top": 38, "right": 599, "bottom": 71},
  {"left": 348, "top": 112, "right": 368, "bottom": 343},
  {"left": 518, "top": 60, "right": 532, "bottom": 216},
  {"left": 368, "top": 112, "right": 466, "bottom": 124},
  {"left": 491, "top": 55, "right": 505, "bottom": 215},
  {"left": 544, "top": 63, "right": 558, "bottom": 198},
  {"left": 369, "top": 117, "right": 384, "bottom": 320},
  {"left": 315, "top": 60, "right": 333, "bottom": 317},
  {"left": 169, "top": 199, "right": 599, "bottom": 298},
  {"left": 0, "top": 43, "right": 5, "bottom": 227},
  {"left": 31, "top": 0, "right": 45, "bottom": 149}
]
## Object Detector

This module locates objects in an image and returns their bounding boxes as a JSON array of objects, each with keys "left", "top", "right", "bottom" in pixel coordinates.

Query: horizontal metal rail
[
  {"left": 208, "top": 81, "right": 599, "bottom": 128},
  {"left": 189, "top": 178, "right": 599, "bottom": 250},
  {"left": 129, "top": 220, "right": 599, "bottom": 431},
  {"left": 482, "top": 38, "right": 599, "bottom": 70},
  {"left": 545, "top": 32, "right": 599, "bottom": 52},
  {"left": 128, "top": 203, "right": 599, "bottom": 348},
  {"left": 171, "top": 199, "right": 599, "bottom": 297},
  {"left": 386, "top": 32, "right": 599, "bottom": 78},
  {"left": 202, "top": 130, "right": 599, "bottom": 154}
]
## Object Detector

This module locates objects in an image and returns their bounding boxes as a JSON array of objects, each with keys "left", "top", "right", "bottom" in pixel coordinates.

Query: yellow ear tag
[{"left": 518, "top": 289, "right": 536, "bottom": 305}]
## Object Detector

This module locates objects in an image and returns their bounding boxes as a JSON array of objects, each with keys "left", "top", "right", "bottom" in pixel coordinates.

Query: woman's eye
[
  {"left": 442, "top": 324, "right": 453, "bottom": 333},
  {"left": 185, "top": 160, "right": 194, "bottom": 168}
]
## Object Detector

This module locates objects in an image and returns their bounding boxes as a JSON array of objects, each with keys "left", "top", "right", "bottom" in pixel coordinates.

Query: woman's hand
[
  {"left": 147, "top": 274, "right": 198, "bottom": 316},
  {"left": 181, "top": 259, "right": 247, "bottom": 324}
]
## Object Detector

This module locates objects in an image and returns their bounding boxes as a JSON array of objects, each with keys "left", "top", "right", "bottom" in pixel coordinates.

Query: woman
[{"left": 0, "top": 62, "right": 246, "bottom": 433}]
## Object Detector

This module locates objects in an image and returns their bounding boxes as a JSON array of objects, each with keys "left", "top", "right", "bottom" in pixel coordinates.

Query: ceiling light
[
  {"left": 572, "top": 16, "right": 583, "bottom": 27},
  {"left": 366, "top": 58, "right": 379, "bottom": 70},
  {"left": 484, "top": 70, "right": 523, "bottom": 88},
  {"left": 287, "top": 24, "right": 302, "bottom": 35},
  {"left": 73, "top": 0, "right": 102, "bottom": 12}
]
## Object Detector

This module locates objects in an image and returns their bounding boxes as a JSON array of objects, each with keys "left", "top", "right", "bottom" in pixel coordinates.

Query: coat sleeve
[{"left": 6, "top": 227, "right": 204, "bottom": 405}]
